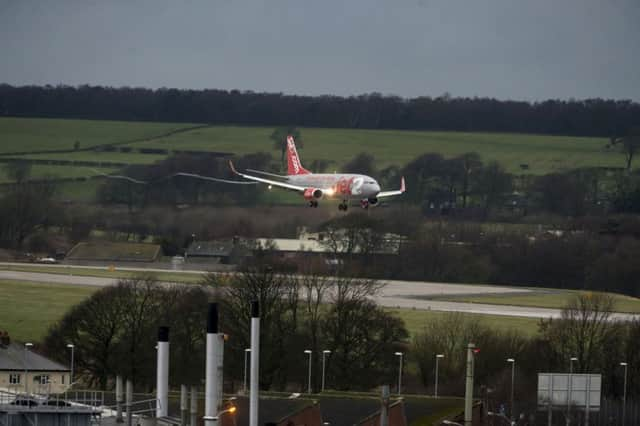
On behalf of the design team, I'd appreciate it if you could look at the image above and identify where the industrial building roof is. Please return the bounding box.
[0,343,69,372]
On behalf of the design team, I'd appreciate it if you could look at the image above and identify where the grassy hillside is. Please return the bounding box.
[0,164,117,183]
[0,117,190,154]
[126,125,615,174]
[0,117,622,178]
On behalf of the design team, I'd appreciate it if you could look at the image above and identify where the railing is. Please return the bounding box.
[0,389,102,413]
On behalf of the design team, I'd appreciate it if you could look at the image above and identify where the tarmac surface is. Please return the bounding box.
[1,264,639,321]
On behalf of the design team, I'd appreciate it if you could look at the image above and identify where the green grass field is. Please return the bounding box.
[388,308,541,337]
[436,290,640,313]
[0,165,117,183]
[0,264,204,284]
[16,151,167,165]
[0,117,192,154]
[0,280,97,342]
[0,117,623,180]
[124,125,616,174]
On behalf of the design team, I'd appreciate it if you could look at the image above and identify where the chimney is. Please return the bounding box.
[205,303,224,426]
[156,326,170,418]
[249,301,260,426]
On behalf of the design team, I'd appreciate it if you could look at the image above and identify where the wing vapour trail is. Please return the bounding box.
[90,169,257,185]
[90,169,148,184]
[164,172,258,185]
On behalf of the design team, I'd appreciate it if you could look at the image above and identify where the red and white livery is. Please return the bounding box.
[230,136,405,210]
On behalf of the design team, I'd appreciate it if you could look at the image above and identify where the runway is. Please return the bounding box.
[1,265,638,321]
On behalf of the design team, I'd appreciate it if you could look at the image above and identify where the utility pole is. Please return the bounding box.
[464,343,476,426]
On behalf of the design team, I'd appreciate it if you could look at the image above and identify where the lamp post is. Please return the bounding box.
[435,354,444,398]
[66,343,75,387]
[304,350,312,394]
[394,352,403,395]
[243,349,251,394]
[567,356,577,426]
[620,362,628,426]
[506,358,515,422]
[24,342,33,395]
[321,350,331,392]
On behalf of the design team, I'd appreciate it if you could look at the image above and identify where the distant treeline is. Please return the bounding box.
[1,84,640,137]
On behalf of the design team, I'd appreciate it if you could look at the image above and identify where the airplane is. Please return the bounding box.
[229,136,405,210]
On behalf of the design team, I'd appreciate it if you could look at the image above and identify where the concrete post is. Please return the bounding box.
[380,385,390,426]
[116,375,124,423]
[180,385,188,426]
[585,374,590,426]
[205,303,223,426]
[189,386,197,426]
[464,343,475,426]
[249,301,260,426]
[156,326,170,418]
[126,380,133,426]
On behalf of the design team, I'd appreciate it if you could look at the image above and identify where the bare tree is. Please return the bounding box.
[44,275,210,390]
[607,127,640,172]
[203,268,301,390]
[539,293,619,373]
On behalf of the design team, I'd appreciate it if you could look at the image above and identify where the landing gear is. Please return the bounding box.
[308,200,319,208]
[338,201,348,211]
[360,199,370,209]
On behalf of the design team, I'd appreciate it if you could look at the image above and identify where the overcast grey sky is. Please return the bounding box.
[1,0,638,101]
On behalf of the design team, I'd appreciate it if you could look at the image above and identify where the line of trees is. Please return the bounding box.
[44,272,407,392]
[2,84,639,137]
[42,274,640,422]
[92,143,640,218]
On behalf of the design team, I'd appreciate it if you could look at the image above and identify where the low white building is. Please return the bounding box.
[0,338,70,395]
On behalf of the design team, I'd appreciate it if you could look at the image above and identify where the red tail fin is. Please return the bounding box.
[286,135,311,175]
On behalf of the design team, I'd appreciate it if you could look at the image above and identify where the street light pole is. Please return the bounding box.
[394,352,403,395]
[24,342,33,395]
[620,362,628,426]
[321,350,331,392]
[507,358,515,422]
[435,354,444,398]
[304,350,312,394]
[567,356,577,426]
[243,349,251,394]
[66,343,75,387]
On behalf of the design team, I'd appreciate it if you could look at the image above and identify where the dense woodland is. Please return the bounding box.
[1,84,640,137]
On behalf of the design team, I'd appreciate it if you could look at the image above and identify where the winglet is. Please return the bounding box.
[400,176,406,193]
[229,160,239,175]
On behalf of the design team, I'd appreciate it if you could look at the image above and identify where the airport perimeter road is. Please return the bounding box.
[1,267,639,321]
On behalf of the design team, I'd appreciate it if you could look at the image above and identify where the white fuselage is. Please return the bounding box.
[288,173,381,200]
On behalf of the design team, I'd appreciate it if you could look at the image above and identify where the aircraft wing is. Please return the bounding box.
[377,177,406,198]
[229,161,307,192]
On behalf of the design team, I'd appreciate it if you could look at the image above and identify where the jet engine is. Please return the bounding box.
[303,188,323,200]
[360,197,379,209]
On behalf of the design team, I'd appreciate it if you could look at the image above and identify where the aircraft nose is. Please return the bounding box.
[373,183,381,193]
